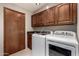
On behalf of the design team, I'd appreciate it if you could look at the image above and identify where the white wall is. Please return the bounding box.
[0,3,32,55]
[0,4,4,56]
[33,25,77,32]
[77,4,79,41]
[33,3,59,14]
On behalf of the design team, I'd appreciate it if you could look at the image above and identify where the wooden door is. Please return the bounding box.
[4,7,25,56]
[55,4,73,25]
[17,13,25,51]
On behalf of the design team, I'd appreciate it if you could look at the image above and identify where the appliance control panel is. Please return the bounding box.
[54,31,76,38]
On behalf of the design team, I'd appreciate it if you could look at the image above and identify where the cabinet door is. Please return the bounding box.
[42,10,48,26]
[36,13,41,27]
[72,3,77,24]
[32,12,43,27]
[32,14,37,27]
[37,12,43,26]
[46,7,55,25]
[56,4,73,25]
[17,14,25,51]
[27,33,32,49]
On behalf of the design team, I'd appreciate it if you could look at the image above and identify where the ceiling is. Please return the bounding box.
[14,3,48,12]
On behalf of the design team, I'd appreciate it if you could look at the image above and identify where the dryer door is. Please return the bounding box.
[46,40,76,56]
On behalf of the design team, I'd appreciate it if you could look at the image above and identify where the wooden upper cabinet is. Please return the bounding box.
[46,7,55,25]
[55,3,76,25]
[37,12,43,26]
[42,10,48,26]
[31,3,77,27]
[72,3,77,24]
[41,7,55,26]
[32,14,37,27]
[32,12,43,27]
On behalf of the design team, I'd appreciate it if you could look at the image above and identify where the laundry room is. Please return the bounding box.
[0,3,78,56]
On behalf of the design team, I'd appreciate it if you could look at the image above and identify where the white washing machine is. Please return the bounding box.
[46,31,79,56]
[32,33,46,56]
[32,30,52,56]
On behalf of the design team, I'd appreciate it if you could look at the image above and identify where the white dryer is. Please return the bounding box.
[46,31,79,56]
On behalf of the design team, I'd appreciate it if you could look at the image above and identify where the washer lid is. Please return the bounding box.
[46,35,78,46]
[32,33,46,38]
[54,31,76,38]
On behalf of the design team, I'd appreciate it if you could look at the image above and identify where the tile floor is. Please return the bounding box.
[10,48,32,56]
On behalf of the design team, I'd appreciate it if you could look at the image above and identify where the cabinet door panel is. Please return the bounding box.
[37,13,42,26]
[72,3,77,24]
[47,7,55,25]
[38,12,45,26]
[32,14,37,27]
[27,33,32,49]
[56,4,73,24]
[17,14,25,51]
[42,10,48,26]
